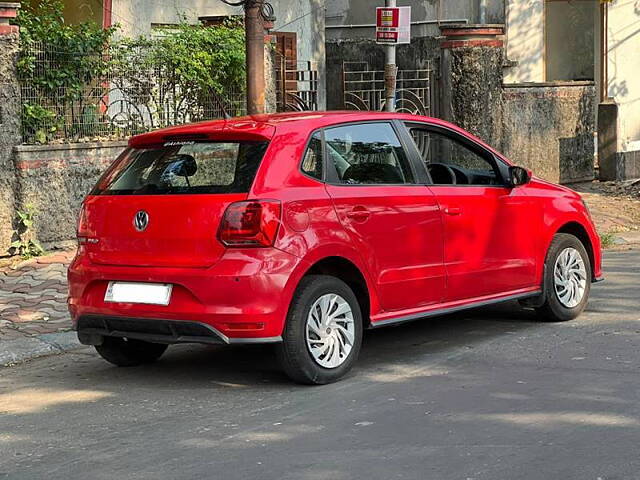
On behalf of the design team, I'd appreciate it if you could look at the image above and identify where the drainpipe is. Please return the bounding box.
[384,0,397,112]
[479,0,488,24]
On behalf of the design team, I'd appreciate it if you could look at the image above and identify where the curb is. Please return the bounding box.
[0,331,84,367]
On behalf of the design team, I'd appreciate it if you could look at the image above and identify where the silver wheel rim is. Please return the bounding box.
[553,247,587,308]
[305,293,355,369]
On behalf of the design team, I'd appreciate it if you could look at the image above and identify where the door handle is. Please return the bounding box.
[444,206,462,216]
[346,207,371,222]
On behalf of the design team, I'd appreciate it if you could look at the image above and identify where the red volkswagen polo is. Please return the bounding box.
[68,112,602,384]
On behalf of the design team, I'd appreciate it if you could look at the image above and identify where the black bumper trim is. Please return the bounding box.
[76,315,282,346]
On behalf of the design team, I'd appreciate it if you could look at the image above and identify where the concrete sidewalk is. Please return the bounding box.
[0,250,81,366]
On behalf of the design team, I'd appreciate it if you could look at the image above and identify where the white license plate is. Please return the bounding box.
[104,282,172,306]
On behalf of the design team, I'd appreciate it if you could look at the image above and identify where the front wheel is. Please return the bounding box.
[536,233,591,322]
[277,275,363,385]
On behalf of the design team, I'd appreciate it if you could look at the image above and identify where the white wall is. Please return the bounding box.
[504,0,544,83]
[607,0,640,152]
[271,0,326,108]
[111,0,240,37]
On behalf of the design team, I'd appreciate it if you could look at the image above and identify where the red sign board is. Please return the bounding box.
[376,7,411,45]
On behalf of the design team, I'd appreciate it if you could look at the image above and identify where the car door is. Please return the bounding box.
[323,121,446,313]
[403,122,537,302]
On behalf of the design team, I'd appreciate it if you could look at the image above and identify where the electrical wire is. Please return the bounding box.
[272,4,326,32]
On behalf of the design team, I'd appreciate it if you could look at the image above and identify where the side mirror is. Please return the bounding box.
[509,166,531,187]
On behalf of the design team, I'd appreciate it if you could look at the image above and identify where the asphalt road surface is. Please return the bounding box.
[1,251,639,480]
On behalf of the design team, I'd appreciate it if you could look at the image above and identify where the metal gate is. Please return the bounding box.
[342,61,435,116]
[276,60,319,112]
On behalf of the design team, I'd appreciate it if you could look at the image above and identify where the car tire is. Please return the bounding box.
[95,337,168,367]
[535,233,591,322]
[276,275,363,385]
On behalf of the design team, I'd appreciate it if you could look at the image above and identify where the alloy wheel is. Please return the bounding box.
[305,293,355,369]
[553,247,587,308]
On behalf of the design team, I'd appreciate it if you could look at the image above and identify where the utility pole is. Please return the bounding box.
[384,0,398,112]
[245,0,265,115]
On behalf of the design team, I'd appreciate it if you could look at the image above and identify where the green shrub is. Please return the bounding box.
[10,204,45,259]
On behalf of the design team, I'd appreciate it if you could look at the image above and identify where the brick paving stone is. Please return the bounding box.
[0,328,22,340]
[0,249,76,351]
[0,304,16,313]
[20,276,46,287]
[16,310,47,323]
[4,270,27,277]
[12,285,34,294]
[38,300,60,308]
[49,264,69,273]
[39,288,61,297]
[36,254,68,265]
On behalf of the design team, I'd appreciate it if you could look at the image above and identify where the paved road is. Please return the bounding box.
[1,251,639,480]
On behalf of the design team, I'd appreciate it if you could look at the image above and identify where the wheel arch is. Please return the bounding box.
[301,256,375,328]
[554,221,596,280]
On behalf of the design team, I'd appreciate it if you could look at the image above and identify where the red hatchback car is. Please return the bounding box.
[68,111,602,384]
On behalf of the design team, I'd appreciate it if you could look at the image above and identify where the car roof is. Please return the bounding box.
[128,111,497,157]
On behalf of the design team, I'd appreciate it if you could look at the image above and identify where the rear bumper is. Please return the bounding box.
[76,315,282,345]
[68,247,305,341]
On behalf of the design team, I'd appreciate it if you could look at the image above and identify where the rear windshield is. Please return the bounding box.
[91,141,268,195]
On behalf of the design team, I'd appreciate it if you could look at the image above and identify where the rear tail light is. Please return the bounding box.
[218,200,282,247]
[76,204,98,245]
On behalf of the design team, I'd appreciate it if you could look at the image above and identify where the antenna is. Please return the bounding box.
[212,91,232,120]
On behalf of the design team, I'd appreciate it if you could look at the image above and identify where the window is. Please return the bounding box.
[301,132,323,180]
[325,123,415,185]
[92,141,268,195]
[545,0,595,82]
[409,127,501,186]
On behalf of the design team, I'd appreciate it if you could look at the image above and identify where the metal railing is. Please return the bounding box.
[342,61,434,116]
[275,59,319,112]
[18,43,245,144]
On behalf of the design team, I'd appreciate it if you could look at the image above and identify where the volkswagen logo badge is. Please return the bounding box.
[133,210,149,232]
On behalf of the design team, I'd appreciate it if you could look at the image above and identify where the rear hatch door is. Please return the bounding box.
[82,138,269,268]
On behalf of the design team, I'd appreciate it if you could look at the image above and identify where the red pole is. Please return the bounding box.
[102,0,113,29]
[245,0,265,115]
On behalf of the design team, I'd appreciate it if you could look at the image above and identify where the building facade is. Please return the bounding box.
[326,0,640,180]
[58,0,327,109]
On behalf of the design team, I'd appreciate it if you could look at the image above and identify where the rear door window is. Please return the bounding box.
[92,141,268,195]
[324,123,415,185]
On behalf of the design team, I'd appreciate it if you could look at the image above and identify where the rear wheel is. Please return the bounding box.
[536,233,591,322]
[95,337,168,367]
[277,275,363,385]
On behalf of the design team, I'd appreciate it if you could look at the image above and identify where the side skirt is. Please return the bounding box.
[370,290,542,329]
